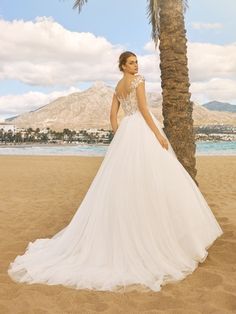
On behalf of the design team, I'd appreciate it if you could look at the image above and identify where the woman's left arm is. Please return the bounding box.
[110,93,120,133]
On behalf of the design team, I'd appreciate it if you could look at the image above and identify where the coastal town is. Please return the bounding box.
[0,122,235,145]
[0,122,113,145]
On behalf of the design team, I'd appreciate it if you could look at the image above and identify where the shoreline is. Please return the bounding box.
[0,141,235,157]
[0,138,236,148]
[0,142,109,148]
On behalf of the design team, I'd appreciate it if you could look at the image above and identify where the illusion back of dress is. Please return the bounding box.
[115,75,145,116]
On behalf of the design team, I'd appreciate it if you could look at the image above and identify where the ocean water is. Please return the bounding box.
[0,144,108,156]
[196,140,236,156]
[0,141,235,156]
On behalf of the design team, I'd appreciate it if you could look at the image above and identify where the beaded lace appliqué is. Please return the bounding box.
[115,75,145,116]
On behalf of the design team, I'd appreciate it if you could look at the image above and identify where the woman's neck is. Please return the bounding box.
[123,72,136,80]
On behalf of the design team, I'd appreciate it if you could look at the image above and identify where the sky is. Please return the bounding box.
[0,0,235,120]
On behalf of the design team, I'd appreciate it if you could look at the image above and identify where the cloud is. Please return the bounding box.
[0,16,163,118]
[144,40,236,104]
[0,17,124,86]
[190,79,236,104]
[0,17,162,88]
[188,42,236,103]
[0,87,80,116]
[0,16,235,119]
[191,22,223,30]
[187,42,236,81]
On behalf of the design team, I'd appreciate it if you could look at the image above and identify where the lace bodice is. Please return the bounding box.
[115,75,145,116]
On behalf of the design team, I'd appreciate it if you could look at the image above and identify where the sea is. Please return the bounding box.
[0,141,235,156]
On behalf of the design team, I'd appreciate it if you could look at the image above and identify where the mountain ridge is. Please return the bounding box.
[5,82,236,131]
[202,101,236,113]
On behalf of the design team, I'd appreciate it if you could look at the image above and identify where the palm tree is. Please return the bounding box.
[147,0,198,185]
[73,0,198,185]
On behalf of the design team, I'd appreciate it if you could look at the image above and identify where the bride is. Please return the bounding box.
[8,51,223,293]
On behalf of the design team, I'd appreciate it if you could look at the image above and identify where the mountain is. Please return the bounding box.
[4,115,19,121]
[5,83,236,131]
[203,101,236,113]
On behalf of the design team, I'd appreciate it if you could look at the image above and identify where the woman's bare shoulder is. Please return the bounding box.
[114,79,122,94]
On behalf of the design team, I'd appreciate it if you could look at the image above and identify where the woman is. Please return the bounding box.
[8,51,223,293]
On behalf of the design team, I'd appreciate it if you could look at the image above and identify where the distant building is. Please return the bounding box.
[0,123,17,133]
[39,128,50,134]
[86,128,100,134]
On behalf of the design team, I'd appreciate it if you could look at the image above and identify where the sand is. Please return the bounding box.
[0,155,235,314]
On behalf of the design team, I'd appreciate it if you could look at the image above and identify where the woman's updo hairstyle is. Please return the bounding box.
[118,51,137,72]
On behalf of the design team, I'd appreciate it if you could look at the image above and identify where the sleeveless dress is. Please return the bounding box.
[7,74,223,293]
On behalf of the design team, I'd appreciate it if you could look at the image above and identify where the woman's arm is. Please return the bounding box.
[110,93,120,133]
[136,79,162,138]
[136,78,169,150]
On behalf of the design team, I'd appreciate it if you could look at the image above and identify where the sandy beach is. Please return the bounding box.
[0,155,235,314]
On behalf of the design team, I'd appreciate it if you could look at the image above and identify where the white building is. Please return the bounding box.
[0,123,17,133]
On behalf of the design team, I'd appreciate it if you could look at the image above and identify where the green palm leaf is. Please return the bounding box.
[73,0,88,13]
[146,0,188,49]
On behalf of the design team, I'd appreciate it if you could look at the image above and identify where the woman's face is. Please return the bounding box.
[122,56,138,74]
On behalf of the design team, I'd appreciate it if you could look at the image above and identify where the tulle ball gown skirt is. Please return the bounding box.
[8,110,223,292]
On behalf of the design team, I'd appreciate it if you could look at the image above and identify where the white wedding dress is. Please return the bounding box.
[8,75,223,293]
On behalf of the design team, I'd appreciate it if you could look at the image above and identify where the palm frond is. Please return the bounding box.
[146,0,188,49]
[182,0,189,13]
[146,0,161,49]
[73,0,88,13]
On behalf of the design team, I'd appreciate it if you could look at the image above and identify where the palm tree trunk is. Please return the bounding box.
[159,0,198,185]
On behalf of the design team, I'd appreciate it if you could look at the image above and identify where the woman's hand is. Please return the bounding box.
[156,134,169,150]
[113,126,118,134]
